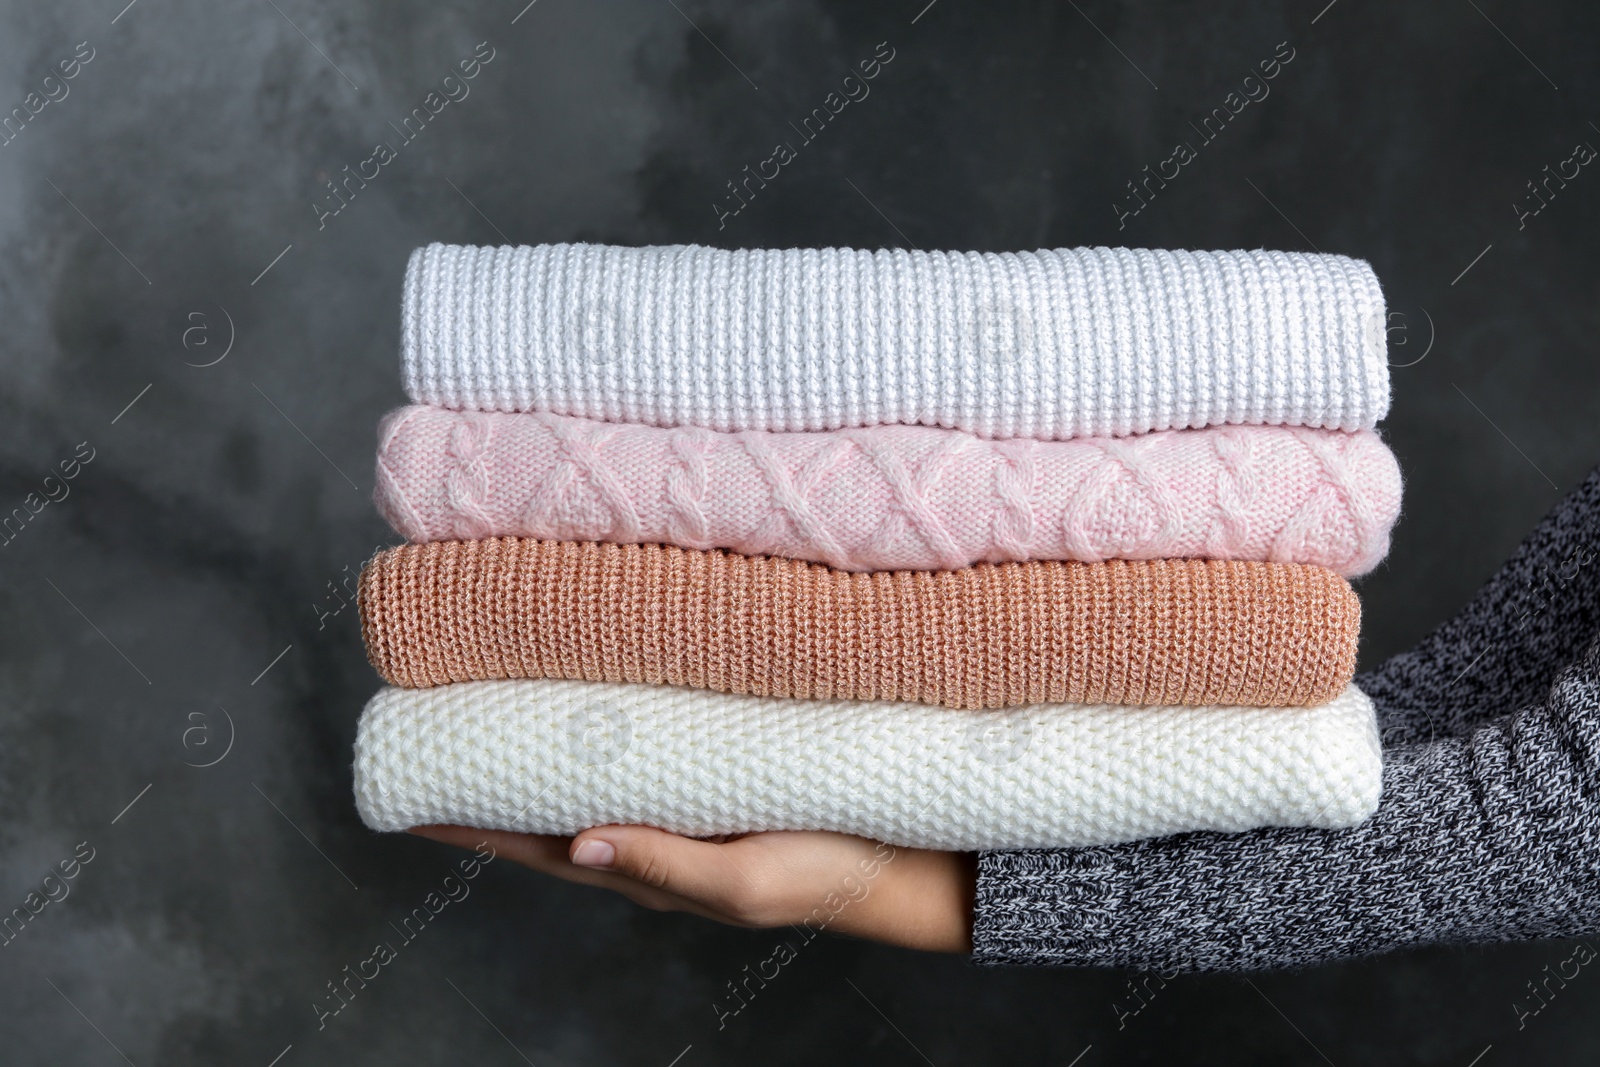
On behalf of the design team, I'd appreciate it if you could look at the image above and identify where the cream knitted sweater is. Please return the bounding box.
[352,679,1383,851]
[400,243,1390,439]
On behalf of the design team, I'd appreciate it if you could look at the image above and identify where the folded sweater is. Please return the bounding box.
[973,462,1600,971]
[352,679,1383,850]
[400,243,1389,439]
[375,407,1403,577]
[358,540,1361,709]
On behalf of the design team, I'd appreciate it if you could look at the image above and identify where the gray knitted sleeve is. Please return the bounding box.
[972,466,1600,971]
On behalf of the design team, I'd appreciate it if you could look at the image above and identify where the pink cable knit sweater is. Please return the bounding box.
[374,407,1403,576]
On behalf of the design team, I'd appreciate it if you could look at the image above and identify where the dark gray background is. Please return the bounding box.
[2,0,1597,1063]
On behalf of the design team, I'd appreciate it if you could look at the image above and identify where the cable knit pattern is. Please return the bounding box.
[400,243,1390,438]
[373,407,1402,576]
[442,413,494,539]
[357,540,1361,709]
[352,679,1383,850]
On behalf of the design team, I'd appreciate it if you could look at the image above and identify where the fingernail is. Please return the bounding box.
[571,839,615,868]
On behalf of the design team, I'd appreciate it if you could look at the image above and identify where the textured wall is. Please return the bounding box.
[1,1,1597,1063]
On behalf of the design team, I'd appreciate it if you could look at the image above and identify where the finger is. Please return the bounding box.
[410,825,657,894]
[569,825,775,923]
[408,825,729,920]
[410,825,569,869]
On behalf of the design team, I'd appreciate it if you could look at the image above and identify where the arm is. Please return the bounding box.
[411,824,977,953]
[974,636,1600,971]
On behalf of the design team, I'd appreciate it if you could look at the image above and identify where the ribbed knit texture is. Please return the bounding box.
[352,679,1383,850]
[375,407,1403,577]
[972,463,1600,971]
[358,540,1361,709]
[400,243,1390,439]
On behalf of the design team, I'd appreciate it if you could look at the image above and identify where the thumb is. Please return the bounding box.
[570,825,766,919]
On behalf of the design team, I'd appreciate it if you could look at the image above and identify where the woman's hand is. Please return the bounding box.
[409,824,976,953]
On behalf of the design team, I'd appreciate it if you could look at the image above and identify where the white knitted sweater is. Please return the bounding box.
[401,243,1390,440]
[353,679,1383,850]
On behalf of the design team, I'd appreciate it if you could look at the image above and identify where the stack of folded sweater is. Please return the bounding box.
[353,243,1402,851]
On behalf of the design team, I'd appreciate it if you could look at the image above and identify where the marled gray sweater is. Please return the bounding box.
[973,465,1600,971]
